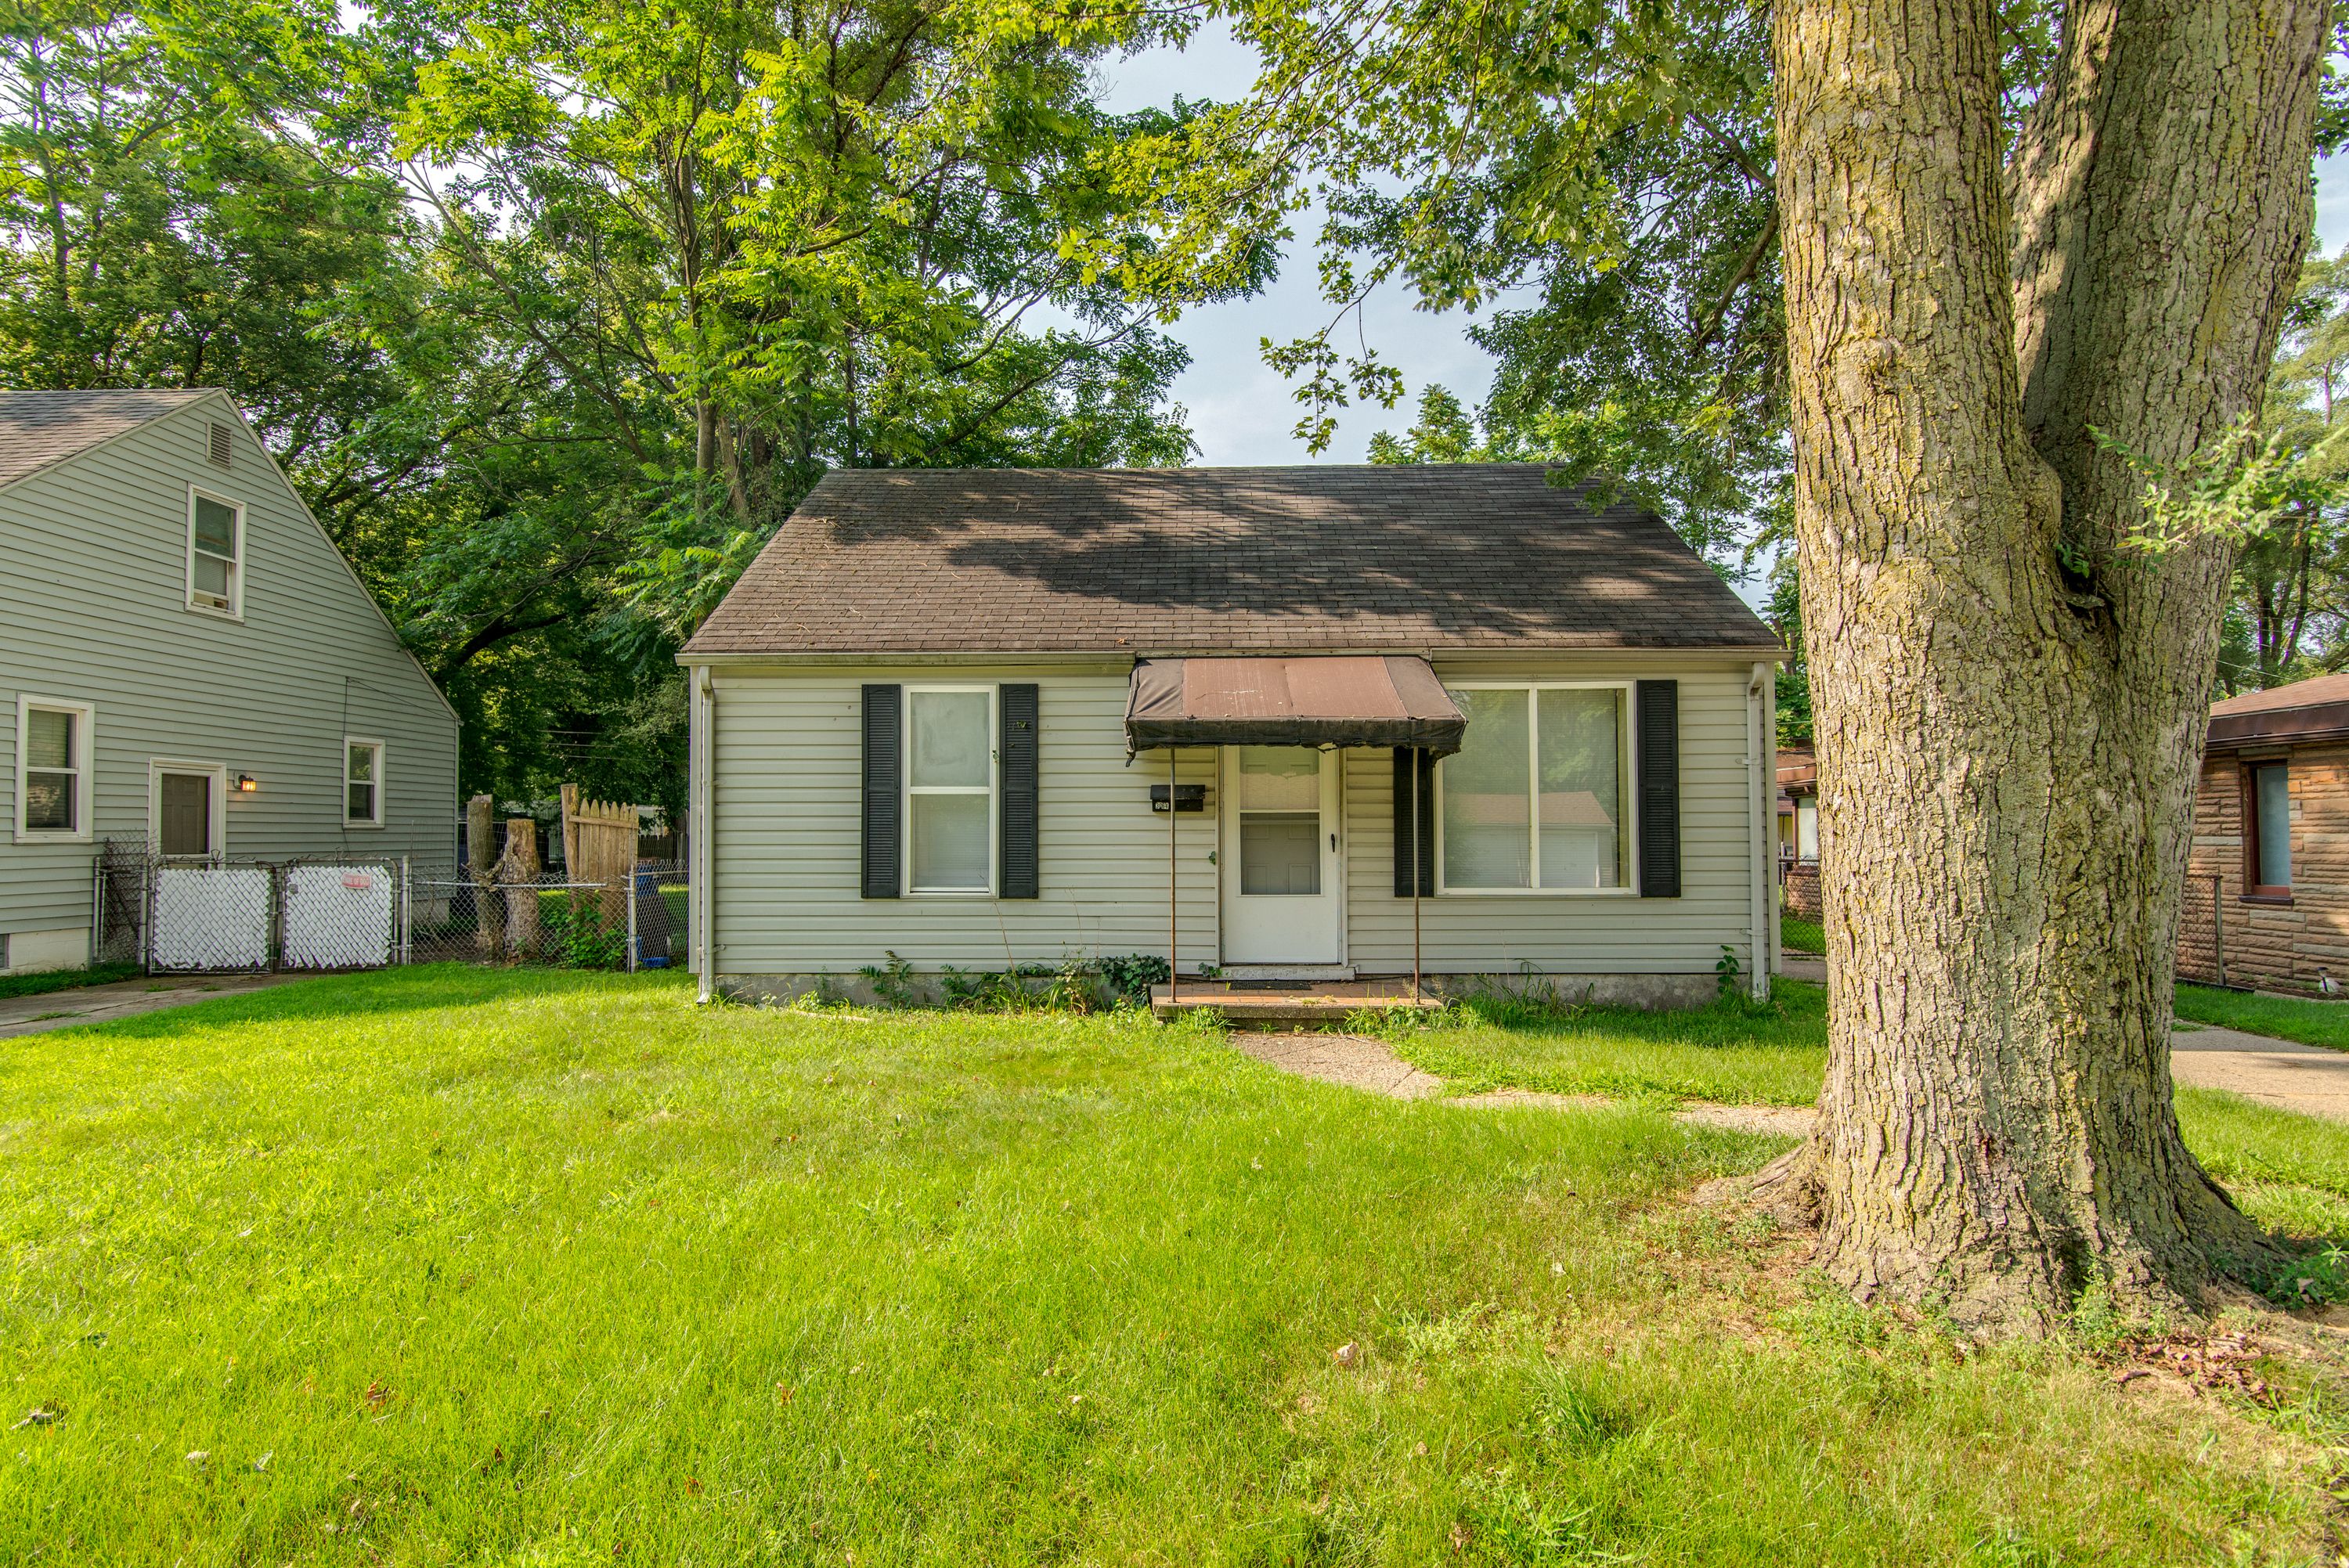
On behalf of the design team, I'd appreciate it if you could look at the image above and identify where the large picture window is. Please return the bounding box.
[905,687,994,892]
[1438,684,1631,892]
[16,697,93,840]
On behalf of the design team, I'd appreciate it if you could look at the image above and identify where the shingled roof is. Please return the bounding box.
[0,388,222,493]
[684,465,1778,658]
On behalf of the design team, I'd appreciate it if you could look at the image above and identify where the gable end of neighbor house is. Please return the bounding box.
[0,390,460,971]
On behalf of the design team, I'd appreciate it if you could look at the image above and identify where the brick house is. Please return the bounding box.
[1776,743,1820,917]
[2180,672,2349,993]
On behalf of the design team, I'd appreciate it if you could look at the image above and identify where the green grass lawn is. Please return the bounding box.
[1781,914,1825,954]
[7,969,2349,1563]
[2178,982,2349,1051]
[0,961,138,1002]
[1395,981,1831,1105]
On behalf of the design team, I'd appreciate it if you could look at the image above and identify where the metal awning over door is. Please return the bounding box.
[1124,655,1467,756]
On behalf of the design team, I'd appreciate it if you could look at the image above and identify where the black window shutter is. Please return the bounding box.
[861,684,902,899]
[999,683,1040,899]
[1636,679,1680,898]
[1392,747,1435,896]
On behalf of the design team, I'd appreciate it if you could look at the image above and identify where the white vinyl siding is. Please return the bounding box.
[705,657,1761,981]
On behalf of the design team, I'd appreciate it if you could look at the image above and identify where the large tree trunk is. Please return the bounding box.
[1774,0,2326,1327]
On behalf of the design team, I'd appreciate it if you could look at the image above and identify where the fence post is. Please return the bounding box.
[89,853,103,968]
[399,856,413,966]
[626,864,640,975]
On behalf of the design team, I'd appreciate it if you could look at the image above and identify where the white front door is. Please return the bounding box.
[1221,746,1342,964]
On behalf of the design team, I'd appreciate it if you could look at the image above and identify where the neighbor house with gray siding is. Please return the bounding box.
[1,390,460,973]
[680,466,1783,1007]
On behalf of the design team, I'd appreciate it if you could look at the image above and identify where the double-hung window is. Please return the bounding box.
[16,697,93,841]
[345,738,385,827]
[1438,683,1633,892]
[188,488,244,616]
[905,687,994,892]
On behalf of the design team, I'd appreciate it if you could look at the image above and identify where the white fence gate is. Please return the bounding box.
[150,866,273,972]
[134,856,411,975]
[282,864,396,969]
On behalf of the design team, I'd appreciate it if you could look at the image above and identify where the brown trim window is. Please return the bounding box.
[2244,759,2293,900]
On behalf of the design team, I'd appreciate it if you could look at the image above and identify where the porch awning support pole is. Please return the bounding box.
[1167,746,1178,1005]
[1412,747,1422,1002]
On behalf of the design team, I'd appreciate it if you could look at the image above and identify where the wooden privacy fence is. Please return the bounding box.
[438,786,669,968]
[561,784,637,882]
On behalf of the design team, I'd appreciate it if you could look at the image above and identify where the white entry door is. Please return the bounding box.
[1221,746,1342,964]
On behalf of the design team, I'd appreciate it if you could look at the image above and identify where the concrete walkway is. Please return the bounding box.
[1236,1015,2349,1130]
[1231,1030,1820,1132]
[0,972,298,1040]
[2170,1022,2349,1122]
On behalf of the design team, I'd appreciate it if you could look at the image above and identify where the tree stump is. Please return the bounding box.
[495,818,541,960]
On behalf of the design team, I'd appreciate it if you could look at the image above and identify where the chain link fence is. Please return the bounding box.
[90,839,689,976]
[407,860,688,971]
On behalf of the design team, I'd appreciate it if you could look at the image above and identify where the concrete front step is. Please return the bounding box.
[1149,980,1443,1025]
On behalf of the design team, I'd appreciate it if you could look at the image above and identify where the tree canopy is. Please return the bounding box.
[0,0,1207,814]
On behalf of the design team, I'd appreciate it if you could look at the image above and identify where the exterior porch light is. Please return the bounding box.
[233,773,258,793]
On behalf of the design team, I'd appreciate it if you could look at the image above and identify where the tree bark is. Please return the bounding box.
[1774,0,2325,1327]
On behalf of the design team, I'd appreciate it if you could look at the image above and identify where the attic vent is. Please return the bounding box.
[207,421,233,469]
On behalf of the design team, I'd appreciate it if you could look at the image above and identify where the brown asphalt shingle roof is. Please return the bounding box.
[684,465,1779,658]
[0,388,222,493]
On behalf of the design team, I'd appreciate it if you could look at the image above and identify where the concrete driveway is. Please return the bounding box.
[0,973,299,1040]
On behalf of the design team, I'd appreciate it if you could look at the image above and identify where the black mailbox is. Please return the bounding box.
[1150,784,1207,813]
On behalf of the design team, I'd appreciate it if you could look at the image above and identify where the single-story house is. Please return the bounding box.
[2180,672,2349,993]
[679,465,1784,1007]
[0,389,460,973]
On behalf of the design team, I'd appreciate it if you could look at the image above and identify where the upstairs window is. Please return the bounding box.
[16,697,92,840]
[345,739,384,827]
[188,488,244,616]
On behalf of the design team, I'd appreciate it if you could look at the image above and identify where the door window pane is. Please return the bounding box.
[161,773,211,856]
[1442,689,1530,889]
[911,792,990,890]
[1240,813,1321,895]
[1236,747,1320,809]
[2257,763,2292,888]
[909,690,990,788]
[1537,688,1623,889]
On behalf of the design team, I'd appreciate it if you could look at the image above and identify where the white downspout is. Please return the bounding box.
[1748,662,1773,1000]
[691,664,716,1004]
